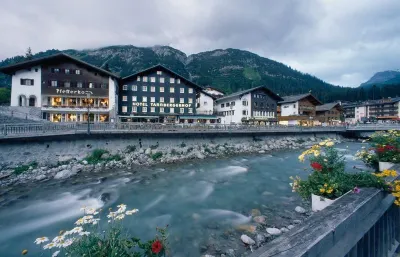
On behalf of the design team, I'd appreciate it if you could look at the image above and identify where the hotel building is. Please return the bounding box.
[215,86,282,125]
[118,65,219,123]
[0,53,119,122]
[278,93,322,126]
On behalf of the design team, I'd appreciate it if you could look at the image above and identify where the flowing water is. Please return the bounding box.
[0,142,367,256]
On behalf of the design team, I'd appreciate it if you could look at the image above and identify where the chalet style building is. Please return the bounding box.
[118,65,218,123]
[215,86,282,125]
[278,93,322,126]
[316,102,343,125]
[0,53,119,122]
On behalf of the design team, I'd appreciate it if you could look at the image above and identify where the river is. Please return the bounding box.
[0,142,367,256]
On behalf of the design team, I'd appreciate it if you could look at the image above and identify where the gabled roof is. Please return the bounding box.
[279,93,322,105]
[121,64,204,90]
[316,102,342,112]
[215,86,283,102]
[0,53,119,78]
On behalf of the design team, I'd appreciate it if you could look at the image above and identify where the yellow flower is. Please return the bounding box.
[319,141,326,146]
[327,188,333,194]
[395,200,400,206]
[320,188,325,193]
[298,154,305,162]
[22,250,28,255]
[326,141,334,147]
[324,183,328,187]
[313,151,320,157]
[390,170,398,177]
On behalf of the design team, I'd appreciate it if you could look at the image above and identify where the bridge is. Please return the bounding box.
[249,166,400,257]
[0,123,399,139]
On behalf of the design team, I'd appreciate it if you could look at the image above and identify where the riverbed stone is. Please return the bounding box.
[101,153,111,160]
[293,219,302,224]
[287,225,295,230]
[280,227,289,233]
[240,234,255,245]
[35,174,47,181]
[82,160,88,165]
[255,233,266,247]
[266,228,282,236]
[54,169,77,179]
[235,224,257,234]
[145,148,152,155]
[295,206,306,214]
[225,249,235,257]
[251,209,261,216]
[253,216,267,224]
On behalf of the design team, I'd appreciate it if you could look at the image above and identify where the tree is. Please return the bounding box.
[25,47,33,60]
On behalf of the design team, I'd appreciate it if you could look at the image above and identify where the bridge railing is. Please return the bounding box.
[249,168,400,257]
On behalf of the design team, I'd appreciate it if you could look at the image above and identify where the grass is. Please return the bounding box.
[151,152,163,160]
[84,149,122,164]
[14,161,38,175]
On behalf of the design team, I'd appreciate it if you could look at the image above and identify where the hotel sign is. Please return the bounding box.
[132,102,193,108]
[42,87,108,97]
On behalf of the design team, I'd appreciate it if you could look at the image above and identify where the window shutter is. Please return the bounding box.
[31,79,34,85]
[20,79,24,85]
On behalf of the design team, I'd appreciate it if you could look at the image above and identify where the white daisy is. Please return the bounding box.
[52,250,60,257]
[79,231,90,236]
[61,238,74,248]
[52,235,65,243]
[43,242,56,249]
[126,209,139,215]
[34,237,49,244]
[115,214,125,220]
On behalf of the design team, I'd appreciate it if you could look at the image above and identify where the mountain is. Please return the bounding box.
[1,45,400,103]
[360,70,400,88]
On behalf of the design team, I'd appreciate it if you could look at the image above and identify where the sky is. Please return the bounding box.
[0,0,399,87]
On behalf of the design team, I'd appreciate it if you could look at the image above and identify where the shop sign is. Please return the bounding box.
[132,102,192,108]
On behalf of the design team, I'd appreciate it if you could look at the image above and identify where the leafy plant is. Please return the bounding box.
[151,152,163,161]
[14,161,38,175]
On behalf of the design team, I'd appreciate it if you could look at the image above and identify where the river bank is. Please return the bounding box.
[0,134,347,187]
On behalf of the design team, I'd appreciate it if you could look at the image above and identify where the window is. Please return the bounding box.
[51,81,58,87]
[188,88,193,94]
[170,108,174,113]
[65,69,70,74]
[170,87,175,93]
[132,96,137,102]
[142,86,147,92]
[101,84,108,89]
[160,107,164,113]
[122,106,127,112]
[143,96,147,102]
[188,108,193,114]
[151,107,155,112]
[226,102,230,107]
[21,79,34,86]
[132,85,137,91]
[150,77,156,82]
[255,102,258,107]
[204,101,208,105]
[242,101,248,106]
[143,107,147,112]
[160,97,164,103]
[132,106,137,112]
[89,83,94,88]
[54,68,60,73]
[151,97,155,102]
[123,85,128,90]
[64,82,71,88]
[35,68,38,72]
[293,104,296,108]
[122,96,127,101]
[151,86,155,92]
[157,71,162,75]
[242,110,247,115]
[137,76,141,81]
[221,103,225,108]
[180,98,184,103]
[189,98,193,104]
[180,108,184,114]
[77,82,83,88]
[180,88,184,93]
[143,76,148,82]
[170,98,175,103]
[231,101,235,106]
[160,77,165,83]
[75,70,81,75]
[160,87,164,92]
[170,78,175,84]
[177,79,181,84]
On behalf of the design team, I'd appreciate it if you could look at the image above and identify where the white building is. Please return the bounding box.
[215,86,282,125]
[196,91,216,115]
[0,53,119,122]
[203,86,225,98]
[278,93,322,126]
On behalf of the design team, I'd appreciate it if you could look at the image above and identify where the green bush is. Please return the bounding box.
[14,161,38,175]
[204,148,212,154]
[151,152,163,161]
[85,149,109,164]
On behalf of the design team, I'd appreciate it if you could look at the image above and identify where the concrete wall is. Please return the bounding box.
[0,132,341,167]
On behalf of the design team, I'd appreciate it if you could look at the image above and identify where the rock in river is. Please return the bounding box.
[266,228,282,236]
[240,234,255,245]
[253,215,267,224]
[295,206,306,214]
[54,169,77,179]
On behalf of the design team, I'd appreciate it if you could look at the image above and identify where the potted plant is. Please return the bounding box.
[291,139,390,211]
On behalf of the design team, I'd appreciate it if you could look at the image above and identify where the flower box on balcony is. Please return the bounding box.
[311,191,350,212]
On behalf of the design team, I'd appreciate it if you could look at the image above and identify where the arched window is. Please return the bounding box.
[28,96,36,107]
[18,95,27,106]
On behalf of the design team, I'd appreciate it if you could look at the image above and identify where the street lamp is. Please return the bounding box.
[86,93,91,135]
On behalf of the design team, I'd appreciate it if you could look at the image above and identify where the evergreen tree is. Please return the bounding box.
[25,47,33,60]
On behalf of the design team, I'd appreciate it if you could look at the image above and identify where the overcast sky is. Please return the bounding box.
[0,0,399,87]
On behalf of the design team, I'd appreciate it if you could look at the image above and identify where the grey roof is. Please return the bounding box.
[316,102,341,112]
[215,86,282,102]
[279,93,322,105]
[0,53,119,78]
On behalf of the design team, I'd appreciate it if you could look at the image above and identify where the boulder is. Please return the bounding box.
[35,174,47,181]
[287,225,295,230]
[266,228,281,236]
[293,219,302,224]
[101,153,111,160]
[280,228,289,233]
[240,234,255,245]
[54,169,77,179]
[82,160,88,165]
[295,206,306,214]
[145,148,152,155]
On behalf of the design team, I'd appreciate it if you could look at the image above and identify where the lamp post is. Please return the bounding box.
[86,93,91,135]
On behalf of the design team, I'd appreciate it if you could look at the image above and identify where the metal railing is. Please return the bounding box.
[249,170,400,257]
[0,122,399,138]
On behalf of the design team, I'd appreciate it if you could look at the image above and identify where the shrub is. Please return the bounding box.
[14,161,38,175]
[32,205,169,256]
[85,149,109,164]
[125,145,137,153]
[151,152,163,160]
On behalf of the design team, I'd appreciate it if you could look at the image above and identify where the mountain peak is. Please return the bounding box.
[361,70,400,87]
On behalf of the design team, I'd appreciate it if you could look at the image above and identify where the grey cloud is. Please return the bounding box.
[0,0,399,87]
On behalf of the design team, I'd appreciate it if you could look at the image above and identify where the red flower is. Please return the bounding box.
[151,240,163,254]
[310,162,323,171]
[384,145,395,151]
[376,147,385,153]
